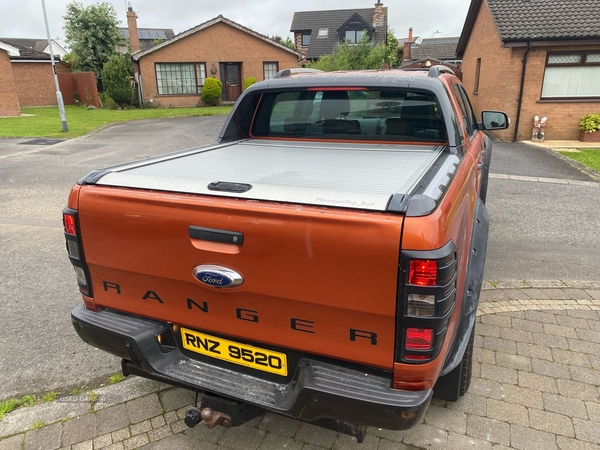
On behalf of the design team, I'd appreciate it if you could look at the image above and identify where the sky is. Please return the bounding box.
[0,0,472,48]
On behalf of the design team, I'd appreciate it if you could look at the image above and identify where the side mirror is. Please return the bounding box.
[480,111,510,130]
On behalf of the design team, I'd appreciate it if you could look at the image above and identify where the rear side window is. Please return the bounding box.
[251,89,447,143]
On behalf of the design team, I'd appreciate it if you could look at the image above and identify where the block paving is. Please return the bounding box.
[1,284,600,449]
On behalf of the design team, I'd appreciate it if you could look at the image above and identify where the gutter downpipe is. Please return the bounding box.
[513,41,532,142]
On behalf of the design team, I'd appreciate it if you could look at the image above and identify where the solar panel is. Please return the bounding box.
[156,30,167,39]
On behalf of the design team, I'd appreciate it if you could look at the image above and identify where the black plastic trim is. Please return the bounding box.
[439,199,489,376]
[189,226,244,245]
[395,241,457,362]
[207,182,253,193]
[72,306,431,431]
[63,208,93,297]
[77,170,111,185]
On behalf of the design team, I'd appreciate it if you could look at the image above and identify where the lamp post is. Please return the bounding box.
[41,0,68,131]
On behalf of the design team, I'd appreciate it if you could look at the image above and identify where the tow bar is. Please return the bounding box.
[184,392,264,429]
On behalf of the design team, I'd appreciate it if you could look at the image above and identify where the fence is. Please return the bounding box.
[57,72,101,109]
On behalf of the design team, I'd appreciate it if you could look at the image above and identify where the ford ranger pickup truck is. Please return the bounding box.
[65,66,508,442]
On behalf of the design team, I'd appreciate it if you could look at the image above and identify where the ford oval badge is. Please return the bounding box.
[192,265,243,288]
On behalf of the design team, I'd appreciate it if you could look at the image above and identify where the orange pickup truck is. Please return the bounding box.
[65,67,508,442]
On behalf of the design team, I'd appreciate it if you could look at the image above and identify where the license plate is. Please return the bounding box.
[180,328,288,376]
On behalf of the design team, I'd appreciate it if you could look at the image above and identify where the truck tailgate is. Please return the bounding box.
[78,187,403,371]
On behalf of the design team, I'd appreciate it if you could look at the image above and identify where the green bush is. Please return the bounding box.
[99,92,119,110]
[580,113,600,132]
[202,78,222,106]
[101,54,134,106]
[243,77,257,91]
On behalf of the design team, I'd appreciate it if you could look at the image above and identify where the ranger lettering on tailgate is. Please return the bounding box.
[101,280,379,344]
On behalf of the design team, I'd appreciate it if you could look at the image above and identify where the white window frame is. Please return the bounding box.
[263,62,278,80]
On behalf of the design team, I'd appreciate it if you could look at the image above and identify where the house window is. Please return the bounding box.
[344,30,365,44]
[155,63,206,95]
[541,51,600,99]
[474,58,481,95]
[264,62,278,80]
[302,34,310,46]
[318,28,329,38]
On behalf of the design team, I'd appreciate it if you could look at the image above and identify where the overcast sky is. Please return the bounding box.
[0,0,471,48]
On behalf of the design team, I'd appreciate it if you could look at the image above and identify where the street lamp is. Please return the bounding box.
[41,0,68,132]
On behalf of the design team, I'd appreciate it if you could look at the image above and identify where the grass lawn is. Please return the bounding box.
[559,148,600,173]
[0,105,232,139]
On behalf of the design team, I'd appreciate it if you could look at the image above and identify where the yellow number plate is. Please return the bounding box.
[180,328,288,376]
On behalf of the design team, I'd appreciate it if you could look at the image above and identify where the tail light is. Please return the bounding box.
[394,241,457,378]
[405,328,434,350]
[63,208,93,297]
[408,260,438,286]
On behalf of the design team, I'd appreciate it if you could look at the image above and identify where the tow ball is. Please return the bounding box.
[184,392,263,430]
[184,406,232,429]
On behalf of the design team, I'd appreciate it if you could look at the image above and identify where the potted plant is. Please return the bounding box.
[579,112,600,142]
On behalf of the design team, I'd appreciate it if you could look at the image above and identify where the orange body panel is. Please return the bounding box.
[77,186,404,370]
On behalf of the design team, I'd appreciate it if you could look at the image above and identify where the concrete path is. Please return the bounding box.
[1,284,600,450]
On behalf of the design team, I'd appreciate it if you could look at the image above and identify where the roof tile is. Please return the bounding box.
[487,0,600,41]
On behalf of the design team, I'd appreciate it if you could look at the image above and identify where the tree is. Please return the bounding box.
[307,34,387,72]
[102,54,134,106]
[270,35,295,50]
[63,2,121,87]
[384,29,401,68]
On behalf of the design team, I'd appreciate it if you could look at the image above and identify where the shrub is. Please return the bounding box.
[99,92,119,110]
[580,113,600,133]
[202,78,222,106]
[243,77,257,91]
[101,54,134,106]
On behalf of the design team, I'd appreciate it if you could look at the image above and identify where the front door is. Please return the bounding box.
[219,63,242,102]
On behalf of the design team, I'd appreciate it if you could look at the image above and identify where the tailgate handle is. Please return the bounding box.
[208,181,252,193]
[189,226,244,245]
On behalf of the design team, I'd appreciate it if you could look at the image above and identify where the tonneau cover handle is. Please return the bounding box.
[208,181,252,193]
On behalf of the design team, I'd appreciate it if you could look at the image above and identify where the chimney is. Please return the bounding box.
[126,3,140,53]
[373,1,384,27]
[403,27,413,62]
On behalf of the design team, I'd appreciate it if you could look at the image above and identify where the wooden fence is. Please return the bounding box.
[57,72,101,109]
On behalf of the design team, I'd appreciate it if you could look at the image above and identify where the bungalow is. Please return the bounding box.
[0,40,70,115]
[127,10,301,106]
[457,0,600,141]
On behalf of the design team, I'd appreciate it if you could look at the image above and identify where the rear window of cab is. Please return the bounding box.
[251,89,447,143]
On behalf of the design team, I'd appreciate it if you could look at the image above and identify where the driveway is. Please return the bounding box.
[0,117,598,402]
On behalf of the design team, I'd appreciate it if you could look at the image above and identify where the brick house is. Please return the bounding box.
[0,40,71,115]
[457,0,600,141]
[290,1,388,62]
[0,37,67,59]
[0,41,21,116]
[129,13,301,106]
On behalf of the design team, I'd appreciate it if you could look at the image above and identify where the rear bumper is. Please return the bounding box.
[71,305,431,429]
